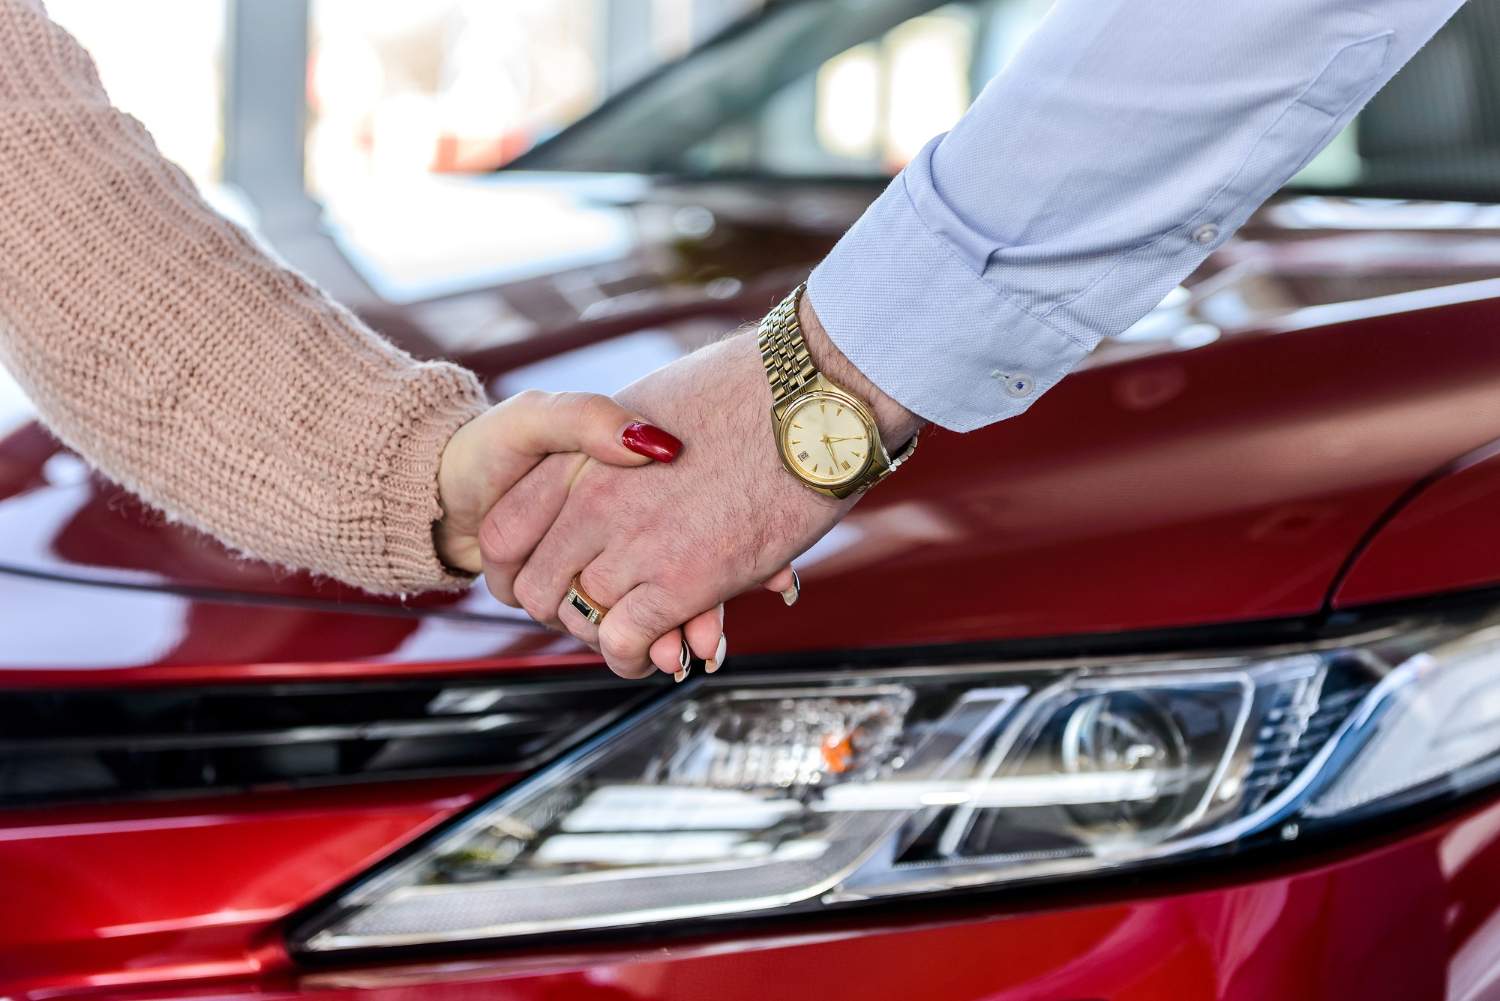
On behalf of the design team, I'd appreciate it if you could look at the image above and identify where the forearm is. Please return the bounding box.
[810,0,1465,432]
[0,0,487,594]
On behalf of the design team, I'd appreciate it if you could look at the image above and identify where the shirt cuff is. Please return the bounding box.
[807,162,1091,434]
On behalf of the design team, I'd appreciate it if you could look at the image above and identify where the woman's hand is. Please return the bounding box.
[436,390,682,575]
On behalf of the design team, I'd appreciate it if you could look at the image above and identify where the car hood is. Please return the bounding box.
[4,182,1500,679]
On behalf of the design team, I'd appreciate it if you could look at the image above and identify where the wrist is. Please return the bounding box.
[797,291,924,451]
[433,418,480,574]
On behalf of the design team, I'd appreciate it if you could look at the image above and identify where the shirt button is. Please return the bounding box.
[991,370,1034,398]
[1192,223,1220,245]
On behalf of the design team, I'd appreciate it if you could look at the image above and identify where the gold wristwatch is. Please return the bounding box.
[757,283,918,499]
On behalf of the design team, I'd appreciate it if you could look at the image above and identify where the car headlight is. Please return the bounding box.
[294,605,1500,952]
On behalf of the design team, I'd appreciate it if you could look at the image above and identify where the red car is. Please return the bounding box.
[6,2,1500,999]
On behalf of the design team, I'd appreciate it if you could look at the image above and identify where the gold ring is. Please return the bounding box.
[565,575,608,625]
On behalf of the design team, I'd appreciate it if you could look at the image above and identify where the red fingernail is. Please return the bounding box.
[621,422,682,462]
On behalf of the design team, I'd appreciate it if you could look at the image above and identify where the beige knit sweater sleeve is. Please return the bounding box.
[0,0,490,595]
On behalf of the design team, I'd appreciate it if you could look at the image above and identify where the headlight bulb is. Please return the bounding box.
[1057,691,1187,832]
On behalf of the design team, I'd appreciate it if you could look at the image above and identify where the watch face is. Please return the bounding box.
[780,392,876,487]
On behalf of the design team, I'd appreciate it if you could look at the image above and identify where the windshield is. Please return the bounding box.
[518,0,1500,202]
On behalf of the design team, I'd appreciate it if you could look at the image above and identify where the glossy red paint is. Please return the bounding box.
[36,796,1500,1001]
[1334,438,1500,608]
[0,565,599,688]
[0,777,505,996]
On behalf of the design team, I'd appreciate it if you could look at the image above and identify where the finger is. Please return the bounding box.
[684,604,727,674]
[762,565,800,606]
[554,559,635,654]
[513,520,607,631]
[649,628,692,680]
[554,570,643,676]
[557,593,603,651]
[643,604,722,682]
[516,553,593,631]
[598,583,684,678]
[506,391,682,466]
[478,452,585,607]
[605,624,657,681]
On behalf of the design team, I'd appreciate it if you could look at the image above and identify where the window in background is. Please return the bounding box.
[689,2,1004,177]
[808,11,974,173]
[304,1,755,303]
[525,0,1500,205]
[882,11,973,165]
[307,0,763,196]
[308,1,598,193]
[43,1,226,189]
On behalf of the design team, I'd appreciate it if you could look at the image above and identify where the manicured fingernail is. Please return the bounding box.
[675,638,696,683]
[622,422,683,463]
[707,634,727,674]
[781,568,801,607]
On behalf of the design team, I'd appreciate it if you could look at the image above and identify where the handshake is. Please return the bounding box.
[429,298,921,683]
[431,326,818,682]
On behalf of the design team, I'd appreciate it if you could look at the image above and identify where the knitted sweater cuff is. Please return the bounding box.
[371,363,490,595]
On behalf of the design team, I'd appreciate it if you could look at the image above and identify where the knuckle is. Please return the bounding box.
[503,388,549,419]
[633,588,680,637]
[550,391,590,419]
[513,573,552,625]
[598,615,647,662]
[477,512,519,566]
[596,616,628,653]
[578,557,622,602]
[578,392,618,428]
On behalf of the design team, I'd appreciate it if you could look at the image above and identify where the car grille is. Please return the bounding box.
[0,676,651,808]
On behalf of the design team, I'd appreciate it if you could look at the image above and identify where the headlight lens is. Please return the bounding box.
[296,610,1500,952]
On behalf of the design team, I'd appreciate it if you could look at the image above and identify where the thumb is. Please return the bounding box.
[502,391,682,467]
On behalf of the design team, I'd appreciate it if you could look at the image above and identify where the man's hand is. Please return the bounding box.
[477,294,923,678]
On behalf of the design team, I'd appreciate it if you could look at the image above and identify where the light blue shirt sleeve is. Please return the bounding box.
[807,0,1465,432]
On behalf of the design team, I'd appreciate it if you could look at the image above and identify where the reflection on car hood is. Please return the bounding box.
[4,187,1500,677]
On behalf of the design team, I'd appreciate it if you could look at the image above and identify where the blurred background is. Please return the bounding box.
[40,0,1054,308]
[26,0,1497,329]
[41,0,1386,271]
[49,0,769,192]
[44,0,1032,195]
